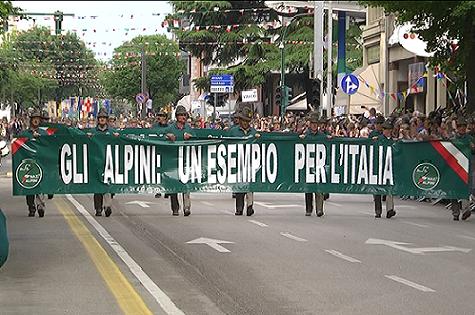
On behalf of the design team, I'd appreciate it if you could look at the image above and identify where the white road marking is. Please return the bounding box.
[366,238,471,254]
[255,201,300,209]
[66,195,185,315]
[248,220,268,227]
[126,201,153,208]
[280,232,308,242]
[358,211,373,216]
[324,250,361,263]
[326,201,342,207]
[457,234,475,241]
[201,201,214,206]
[220,210,234,215]
[402,221,430,228]
[385,275,436,292]
[186,237,234,253]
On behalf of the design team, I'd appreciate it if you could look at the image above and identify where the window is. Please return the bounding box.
[367,45,380,64]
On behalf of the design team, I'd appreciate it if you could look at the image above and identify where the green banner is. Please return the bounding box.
[12,129,471,199]
[0,210,8,268]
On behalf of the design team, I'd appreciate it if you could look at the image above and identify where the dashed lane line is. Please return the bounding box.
[457,234,475,241]
[248,220,269,227]
[324,250,361,263]
[280,232,308,242]
[385,275,435,293]
[66,194,185,315]
[402,221,430,228]
[200,201,214,206]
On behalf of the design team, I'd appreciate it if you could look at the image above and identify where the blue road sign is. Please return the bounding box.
[210,74,234,93]
[135,93,146,104]
[341,74,359,95]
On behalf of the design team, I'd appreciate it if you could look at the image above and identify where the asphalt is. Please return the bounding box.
[1,152,475,314]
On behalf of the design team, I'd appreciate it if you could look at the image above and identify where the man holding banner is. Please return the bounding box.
[229,106,260,216]
[299,112,329,217]
[374,119,396,219]
[165,105,192,216]
[24,109,47,217]
[451,117,472,221]
[90,108,114,217]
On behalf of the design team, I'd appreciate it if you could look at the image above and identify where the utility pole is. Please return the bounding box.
[326,1,333,117]
[141,46,147,118]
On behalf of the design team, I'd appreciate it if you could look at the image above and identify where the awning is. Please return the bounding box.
[340,64,383,114]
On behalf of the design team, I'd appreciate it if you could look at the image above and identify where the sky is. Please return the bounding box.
[11,1,173,61]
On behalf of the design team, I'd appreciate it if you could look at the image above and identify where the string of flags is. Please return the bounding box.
[356,70,448,103]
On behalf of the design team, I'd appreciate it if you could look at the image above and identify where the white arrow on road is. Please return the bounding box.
[126,201,154,208]
[186,237,234,253]
[366,238,471,254]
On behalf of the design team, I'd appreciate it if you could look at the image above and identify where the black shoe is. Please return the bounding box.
[232,193,236,199]
[37,207,45,218]
[105,207,112,217]
[95,209,102,216]
[164,194,169,199]
[155,193,161,198]
[462,210,471,221]
[28,210,35,217]
[47,194,54,200]
[246,206,254,216]
[305,212,312,216]
[235,211,243,216]
[316,211,324,217]
[324,193,329,200]
[386,210,396,219]
[172,210,179,216]
[184,209,191,216]
[453,216,459,221]
[375,214,382,218]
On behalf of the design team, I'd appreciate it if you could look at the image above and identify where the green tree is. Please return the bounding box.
[362,1,475,112]
[101,34,185,109]
[167,1,362,93]
[0,26,100,109]
[0,1,21,34]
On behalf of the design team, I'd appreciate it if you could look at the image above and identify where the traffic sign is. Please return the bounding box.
[210,74,234,93]
[341,74,359,95]
[135,93,146,104]
[242,89,258,102]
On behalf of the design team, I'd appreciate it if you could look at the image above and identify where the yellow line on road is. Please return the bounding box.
[55,198,153,315]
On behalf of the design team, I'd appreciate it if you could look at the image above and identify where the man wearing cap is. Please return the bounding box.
[165,105,192,216]
[450,117,473,221]
[89,108,116,217]
[24,109,48,217]
[299,112,329,217]
[373,119,397,219]
[153,108,170,198]
[229,106,260,216]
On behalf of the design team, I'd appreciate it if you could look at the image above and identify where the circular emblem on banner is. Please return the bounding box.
[16,159,43,189]
[412,162,440,191]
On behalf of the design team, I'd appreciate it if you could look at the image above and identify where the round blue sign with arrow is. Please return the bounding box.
[341,74,359,95]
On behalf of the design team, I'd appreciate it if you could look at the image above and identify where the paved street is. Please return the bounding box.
[1,151,475,315]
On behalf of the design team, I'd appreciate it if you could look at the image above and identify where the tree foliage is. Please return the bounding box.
[100,34,185,109]
[167,1,363,92]
[362,1,475,112]
[0,26,100,108]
